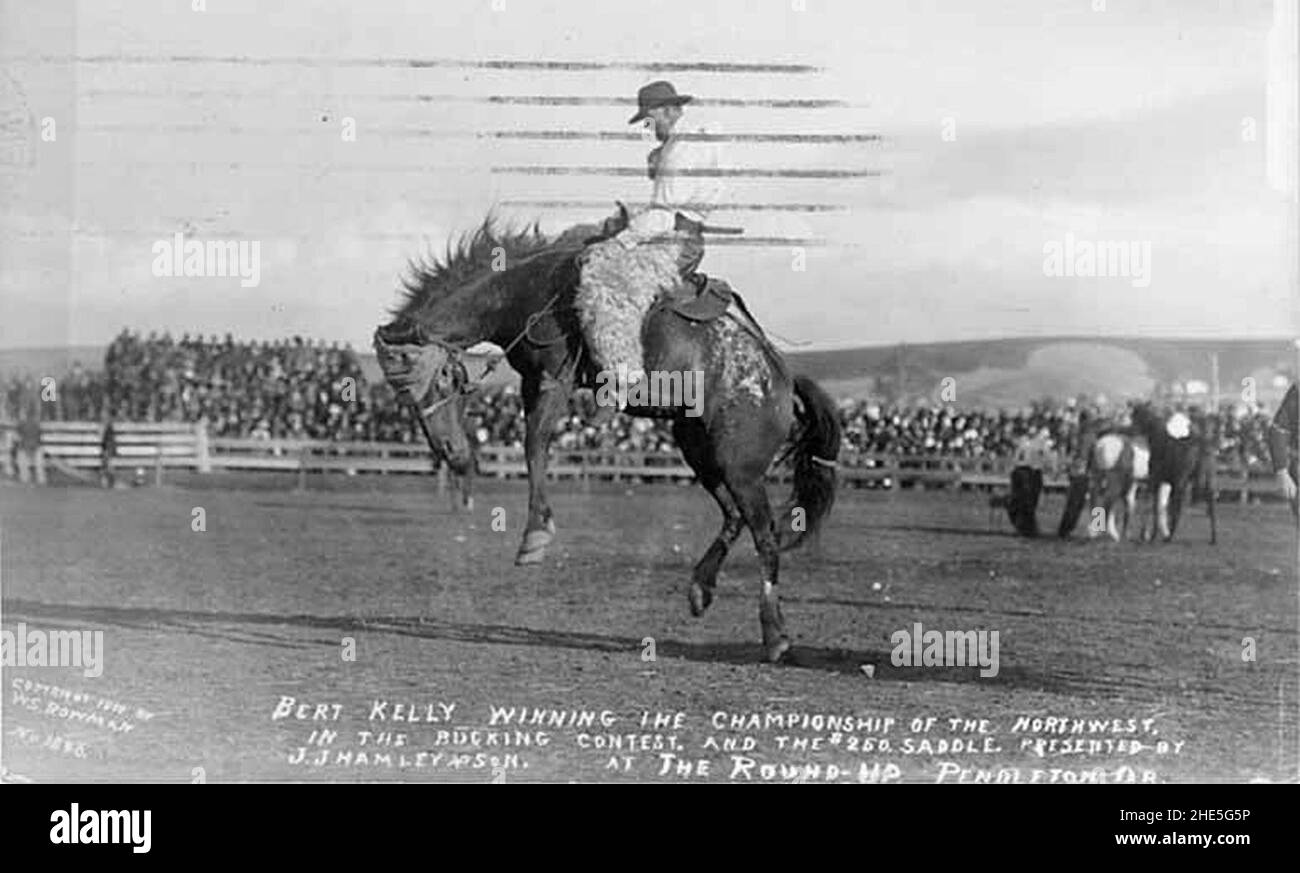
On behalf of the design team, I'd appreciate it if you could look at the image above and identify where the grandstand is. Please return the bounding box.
[0,329,1288,497]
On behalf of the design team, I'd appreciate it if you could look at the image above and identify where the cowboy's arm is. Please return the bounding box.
[618,134,723,246]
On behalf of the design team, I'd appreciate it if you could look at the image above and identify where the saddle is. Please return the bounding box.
[648,274,791,383]
[661,273,734,322]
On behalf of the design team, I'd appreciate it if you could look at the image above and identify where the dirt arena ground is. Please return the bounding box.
[2,473,1296,783]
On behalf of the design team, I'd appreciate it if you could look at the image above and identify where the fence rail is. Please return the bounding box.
[0,419,1280,499]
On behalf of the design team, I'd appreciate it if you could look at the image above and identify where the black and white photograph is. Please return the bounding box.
[1,0,1297,804]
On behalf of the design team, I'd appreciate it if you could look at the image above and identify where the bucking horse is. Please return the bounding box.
[372,215,841,663]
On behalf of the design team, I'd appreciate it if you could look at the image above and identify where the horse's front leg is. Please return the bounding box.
[515,373,570,566]
[1166,481,1185,541]
[1155,481,1173,541]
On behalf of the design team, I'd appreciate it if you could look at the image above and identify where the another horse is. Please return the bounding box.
[1090,432,1149,542]
[373,217,841,663]
[1057,420,1149,542]
[1058,405,1217,544]
[1130,402,1217,544]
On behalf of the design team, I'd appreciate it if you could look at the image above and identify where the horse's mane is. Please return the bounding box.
[391,212,600,320]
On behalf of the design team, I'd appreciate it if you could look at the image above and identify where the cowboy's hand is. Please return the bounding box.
[614,227,640,250]
[1278,469,1298,502]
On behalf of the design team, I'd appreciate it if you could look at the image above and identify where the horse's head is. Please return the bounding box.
[1128,400,1160,435]
[373,320,476,477]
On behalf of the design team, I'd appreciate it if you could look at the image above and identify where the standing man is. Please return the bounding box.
[1268,381,1298,516]
[100,416,118,489]
[575,80,724,405]
[14,398,44,485]
[1007,426,1053,537]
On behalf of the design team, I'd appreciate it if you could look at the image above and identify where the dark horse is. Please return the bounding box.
[1129,402,1217,544]
[1058,404,1217,544]
[373,217,841,662]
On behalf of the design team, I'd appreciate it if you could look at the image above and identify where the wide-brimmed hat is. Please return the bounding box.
[628,80,693,124]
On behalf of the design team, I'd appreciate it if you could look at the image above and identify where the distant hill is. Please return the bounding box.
[3,336,1294,409]
[786,336,1297,409]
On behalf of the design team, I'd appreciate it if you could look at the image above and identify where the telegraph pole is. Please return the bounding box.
[895,343,905,404]
[1210,351,1220,411]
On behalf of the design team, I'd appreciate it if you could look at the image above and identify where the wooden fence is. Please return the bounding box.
[0,419,1280,499]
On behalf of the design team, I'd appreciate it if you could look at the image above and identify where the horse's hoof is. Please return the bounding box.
[765,637,792,664]
[515,528,553,565]
[520,527,553,552]
[515,546,547,566]
[688,583,713,617]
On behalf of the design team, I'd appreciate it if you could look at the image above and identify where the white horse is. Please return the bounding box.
[1087,432,1150,542]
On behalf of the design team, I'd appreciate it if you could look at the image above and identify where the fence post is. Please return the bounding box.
[436,459,447,495]
[154,438,164,487]
[296,445,307,492]
[194,422,211,473]
[890,457,900,493]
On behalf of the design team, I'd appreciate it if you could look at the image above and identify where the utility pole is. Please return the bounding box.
[895,343,905,405]
[1209,351,1220,411]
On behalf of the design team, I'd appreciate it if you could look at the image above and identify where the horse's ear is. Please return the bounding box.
[615,201,629,221]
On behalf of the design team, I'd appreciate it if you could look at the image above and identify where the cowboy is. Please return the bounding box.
[575,81,724,408]
[616,81,722,275]
[1006,427,1054,537]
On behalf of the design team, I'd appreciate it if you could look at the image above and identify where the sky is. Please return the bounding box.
[0,0,1296,351]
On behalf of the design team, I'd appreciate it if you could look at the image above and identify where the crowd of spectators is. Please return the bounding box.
[0,329,1282,468]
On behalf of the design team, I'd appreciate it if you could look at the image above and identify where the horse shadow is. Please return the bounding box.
[2,597,1126,697]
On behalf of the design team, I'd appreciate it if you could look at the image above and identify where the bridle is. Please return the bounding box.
[411,289,567,418]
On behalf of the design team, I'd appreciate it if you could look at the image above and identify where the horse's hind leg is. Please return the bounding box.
[674,420,744,616]
[726,475,788,663]
[1103,476,1124,542]
[690,481,743,616]
[1123,482,1137,541]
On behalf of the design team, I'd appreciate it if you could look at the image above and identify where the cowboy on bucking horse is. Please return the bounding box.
[574,80,729,406]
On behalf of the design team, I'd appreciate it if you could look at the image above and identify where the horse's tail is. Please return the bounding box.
[779,374,841,551]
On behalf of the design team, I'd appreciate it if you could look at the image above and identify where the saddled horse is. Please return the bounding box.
[1130,402,1217,544]
[1056,430,1148,542]
[1057,403,1217,544]
[372,216,841,663]
[1059,404,1216,543]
